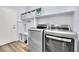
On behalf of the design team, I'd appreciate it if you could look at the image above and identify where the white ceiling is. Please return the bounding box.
[0,6,27,12]
[6,6,26,11]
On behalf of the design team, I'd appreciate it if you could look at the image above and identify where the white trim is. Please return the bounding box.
[0,39,19,46]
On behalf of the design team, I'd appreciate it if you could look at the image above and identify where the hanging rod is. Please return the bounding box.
[21,7,41,15]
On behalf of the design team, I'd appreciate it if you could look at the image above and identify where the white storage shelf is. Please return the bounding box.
[17,20,23,23]
[20,32,28,35]
[19,32,28,43]
[21,10,74,21]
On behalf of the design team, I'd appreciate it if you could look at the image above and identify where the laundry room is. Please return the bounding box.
[0,6,79,52]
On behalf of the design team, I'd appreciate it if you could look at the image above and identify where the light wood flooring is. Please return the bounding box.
[0,41,28,52]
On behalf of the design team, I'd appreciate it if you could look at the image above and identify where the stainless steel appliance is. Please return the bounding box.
[45,25,78,52]
[28,28,44,52]
[50,24,72,31]
[28,24,48,52]
[37,24,48,29]
[28,24,78,52]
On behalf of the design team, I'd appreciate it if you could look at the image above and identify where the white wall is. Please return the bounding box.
[15,6,28,33]
[73,7,79,37]
[25,6,75,15]
[23,6,75,31]
[0,7,18,45]
[4,6,29,42]
[42,6,75,15]
[37,12,74,29]
[9,6,28,38]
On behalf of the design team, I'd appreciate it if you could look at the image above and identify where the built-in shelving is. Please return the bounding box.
[36,9,74,19]
[21,9,74,21]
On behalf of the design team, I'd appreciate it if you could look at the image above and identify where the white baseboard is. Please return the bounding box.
[0,39,19,46]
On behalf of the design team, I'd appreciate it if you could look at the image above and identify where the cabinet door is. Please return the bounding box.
[0,7,18,46]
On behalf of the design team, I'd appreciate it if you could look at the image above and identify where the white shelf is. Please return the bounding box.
[19,32,28,35]
[22,17,34,21]
[21,9,74,21]
[17,20,23,23]
[36,9,74,19]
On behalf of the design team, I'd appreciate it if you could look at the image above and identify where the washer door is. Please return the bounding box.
[45,35,74,52]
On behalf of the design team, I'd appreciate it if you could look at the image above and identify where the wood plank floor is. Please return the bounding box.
[0,41,28,52]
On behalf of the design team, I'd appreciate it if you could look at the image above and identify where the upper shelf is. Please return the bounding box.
[21,9,74,21]
[17,20,23,23]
